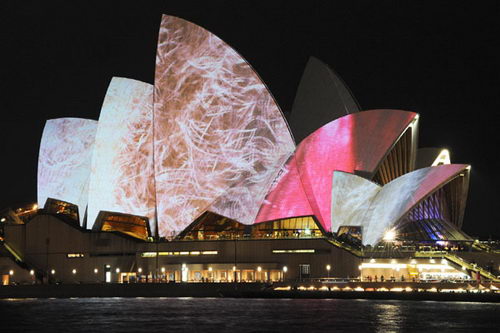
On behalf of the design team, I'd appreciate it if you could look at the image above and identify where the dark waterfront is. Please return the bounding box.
[0,298,498,332]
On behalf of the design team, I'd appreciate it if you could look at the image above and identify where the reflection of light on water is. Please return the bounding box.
[374,303,403,333]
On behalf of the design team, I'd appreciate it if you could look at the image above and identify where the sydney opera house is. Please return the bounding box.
[1,15,497,285]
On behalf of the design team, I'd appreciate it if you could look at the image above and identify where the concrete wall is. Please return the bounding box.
[1,214,361,284]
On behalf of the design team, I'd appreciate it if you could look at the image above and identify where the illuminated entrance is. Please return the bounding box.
[105,264,111,283]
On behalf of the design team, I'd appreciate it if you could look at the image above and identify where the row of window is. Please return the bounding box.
[272,249,315,254]
[68,249,316,259]
[141,251,218,257]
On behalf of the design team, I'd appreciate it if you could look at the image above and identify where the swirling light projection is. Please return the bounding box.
[37,118,97,225]
[154,15,295,237]
[87,78,156,233]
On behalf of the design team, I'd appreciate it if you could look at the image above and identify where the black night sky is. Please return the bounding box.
[1,1,498,238]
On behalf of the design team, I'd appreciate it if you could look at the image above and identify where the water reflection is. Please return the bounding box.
[374,303,402,333]
[0,298,497,332]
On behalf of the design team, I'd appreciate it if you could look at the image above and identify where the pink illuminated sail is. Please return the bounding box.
[256,110,417,231]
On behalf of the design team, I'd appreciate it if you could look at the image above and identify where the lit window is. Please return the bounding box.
[67,253,84,258]
[272,249,315,254]
[142,250,218,257]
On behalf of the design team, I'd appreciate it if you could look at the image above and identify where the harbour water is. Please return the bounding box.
[0,297,498,332]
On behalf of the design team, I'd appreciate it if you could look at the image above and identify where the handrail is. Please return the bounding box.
[415,251,499,282]
[328,239,363,257]
[3,241,23,262]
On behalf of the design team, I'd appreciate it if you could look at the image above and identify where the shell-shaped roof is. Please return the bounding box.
[87,77,156,234]
[154,15,295,236]
[330,171,381,233]
[256,109,417,231]
[289,57,360,144]
[37,118,97,225]
[363,164,470,245]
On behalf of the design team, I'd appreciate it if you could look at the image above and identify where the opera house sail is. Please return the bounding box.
[87,77,156,235]
[289,56,360,144]
[5,14,496,287]
[153,16,295,237]
[37,118,97,225]
[32,14,473,250]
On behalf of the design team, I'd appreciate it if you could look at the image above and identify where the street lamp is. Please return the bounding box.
[326,264,331,278]
[9,270,14,276]
[72,269,77,274]
[51,269,56,275]
[282,266,288,282]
